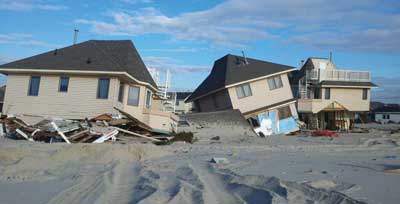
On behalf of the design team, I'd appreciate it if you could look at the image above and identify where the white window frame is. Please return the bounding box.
[145,89,152,108]
[235,83,252,99]
[267,75,283,90]
[127,86,140,106]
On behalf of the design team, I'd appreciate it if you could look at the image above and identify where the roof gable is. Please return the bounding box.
[0,40,156,87]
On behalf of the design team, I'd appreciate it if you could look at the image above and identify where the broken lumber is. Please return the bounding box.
[68,129,89,141]
[113,107,152,132]
[51,122,71,144]
[112,127,161,142]
[92,129,118,143]
[16,128,35,142]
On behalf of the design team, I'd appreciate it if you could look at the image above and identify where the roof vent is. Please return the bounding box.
[86,57,92,64]
[241,51,249,65]
[53,49,58,55]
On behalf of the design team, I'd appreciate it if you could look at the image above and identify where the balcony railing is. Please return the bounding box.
[307,69,371,82]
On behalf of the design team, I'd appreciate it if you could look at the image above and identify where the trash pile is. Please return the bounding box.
[0,108,173,144]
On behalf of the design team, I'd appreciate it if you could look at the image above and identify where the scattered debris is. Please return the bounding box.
[311,130,339,138]
[210,157,229,164]
[210,136,220,141]
[0,110,174,144]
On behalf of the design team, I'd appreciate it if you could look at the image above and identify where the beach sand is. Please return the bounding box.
[0,125,399,204]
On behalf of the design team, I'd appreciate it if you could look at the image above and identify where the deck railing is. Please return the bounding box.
[307,69,371,82]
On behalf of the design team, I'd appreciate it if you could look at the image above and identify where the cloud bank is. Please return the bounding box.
[76,0,400,52]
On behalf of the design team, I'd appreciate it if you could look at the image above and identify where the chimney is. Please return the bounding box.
[73,29,79,45]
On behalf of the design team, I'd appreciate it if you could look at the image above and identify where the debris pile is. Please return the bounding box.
[0,108,173,144]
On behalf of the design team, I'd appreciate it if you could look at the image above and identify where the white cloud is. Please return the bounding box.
[76,0,400,52]
[0,0,67,11]
[0,33,59,48]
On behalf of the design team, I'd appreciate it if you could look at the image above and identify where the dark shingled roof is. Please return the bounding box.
[320,81,378,87]
[0,40,156,87]
[374,104,400,113]
[186,54,294,102]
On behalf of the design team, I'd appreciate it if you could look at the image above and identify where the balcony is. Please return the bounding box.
[307,69,371,82]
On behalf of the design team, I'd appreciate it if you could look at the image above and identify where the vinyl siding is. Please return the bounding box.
[228,73,294,114]
[3,74,123,119]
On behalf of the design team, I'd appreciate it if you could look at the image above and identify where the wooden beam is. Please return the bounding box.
[16,129,34,142]
[112,127,160,142]
[51,122,71,144]
[68,130,89,141]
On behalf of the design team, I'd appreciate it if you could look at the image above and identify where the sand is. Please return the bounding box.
[0,125,400,204]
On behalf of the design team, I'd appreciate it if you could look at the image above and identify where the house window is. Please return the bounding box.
[59,76,69,92]
[325,88,330,100]
[267,75,283,90]
[314,88,321,99]
[118,82,125,102]
[128,86,140,106]
[97,78,110,99]
[278,106,292,119]
[28,76,41,96]
[145,90,152,108]
[236,83,252,99]
[383,114,390,120]
[362,89,368,100]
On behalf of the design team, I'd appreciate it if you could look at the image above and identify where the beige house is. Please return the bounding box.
[186,54,299,136]
[290,57,377,130]
[0,40,175,131]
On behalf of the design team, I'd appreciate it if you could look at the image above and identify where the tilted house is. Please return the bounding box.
[0,40,175,131]
[185,54,299,136]
[290,57,377,130]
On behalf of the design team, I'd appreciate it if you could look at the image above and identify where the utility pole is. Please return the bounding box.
[73,29,79,45]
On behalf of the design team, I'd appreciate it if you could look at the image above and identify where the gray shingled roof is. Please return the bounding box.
[320,81,377,87]
[186,54,294,102]
[0,40,156,87]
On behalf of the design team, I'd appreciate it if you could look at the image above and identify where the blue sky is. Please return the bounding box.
[0,0,399,103]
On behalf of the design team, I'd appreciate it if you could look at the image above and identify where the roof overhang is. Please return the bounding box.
[320,85,378,88]
[186,68,294,103]
[0,68,158,91]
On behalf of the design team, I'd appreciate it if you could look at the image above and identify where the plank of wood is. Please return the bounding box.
[16,129,35,142]
[112,127,161,142]
[77,134,98,143]
[51,122,71,144]
[68,130,89,141]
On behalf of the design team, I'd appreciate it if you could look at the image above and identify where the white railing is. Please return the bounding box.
[307,69,371,82]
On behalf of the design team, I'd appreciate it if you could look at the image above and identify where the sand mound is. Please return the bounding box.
[0,140,167,183]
